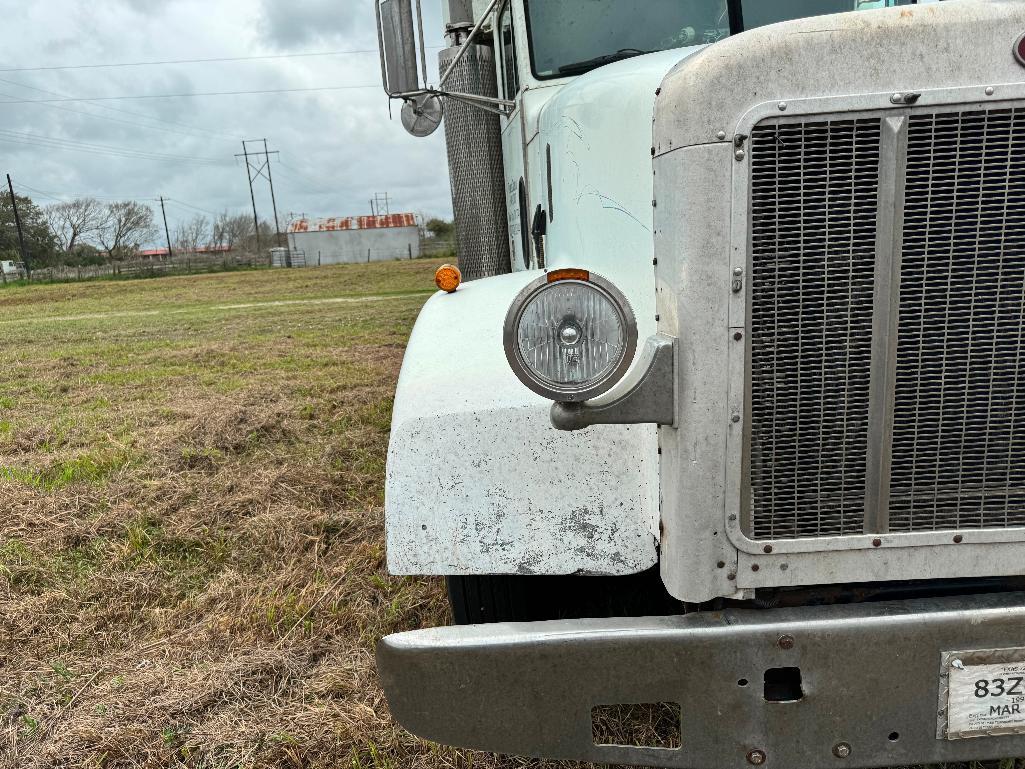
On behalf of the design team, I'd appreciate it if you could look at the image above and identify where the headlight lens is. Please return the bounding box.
[504,271,637,402]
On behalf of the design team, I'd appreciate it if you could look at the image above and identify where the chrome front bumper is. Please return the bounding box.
[377,592,1025,768]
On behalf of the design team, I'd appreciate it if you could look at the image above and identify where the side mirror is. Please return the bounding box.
[376,0,512,135]
[376,0,427,97]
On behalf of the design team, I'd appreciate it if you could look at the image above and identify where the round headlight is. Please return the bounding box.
[504,270,638,402]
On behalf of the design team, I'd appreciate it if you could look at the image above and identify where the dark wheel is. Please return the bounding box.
[446,566,681,625]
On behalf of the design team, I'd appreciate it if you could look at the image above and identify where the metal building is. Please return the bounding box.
[287,214,421,265]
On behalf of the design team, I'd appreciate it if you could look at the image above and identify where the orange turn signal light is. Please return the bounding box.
[547,268,590,283]
[435,264,462,293]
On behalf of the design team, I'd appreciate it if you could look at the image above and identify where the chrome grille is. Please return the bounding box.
[889,107,1025,532]
[746,103,1025,541]
[748,118,881,539]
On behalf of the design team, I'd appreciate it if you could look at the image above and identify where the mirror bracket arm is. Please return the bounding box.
[392,87,514,116]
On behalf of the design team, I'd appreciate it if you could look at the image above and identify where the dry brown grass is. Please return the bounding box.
[0,263,1016,769]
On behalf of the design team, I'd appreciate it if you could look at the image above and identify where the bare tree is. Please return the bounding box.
[211,211,254,251]
[174,214,210,256]
[98,201,157,260]
[44,198,105,254]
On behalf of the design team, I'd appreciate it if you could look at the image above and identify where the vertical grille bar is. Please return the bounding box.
[748,118,882,539]
[864,115,910,533]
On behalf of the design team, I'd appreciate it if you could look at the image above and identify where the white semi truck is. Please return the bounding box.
[374,1,1025,766]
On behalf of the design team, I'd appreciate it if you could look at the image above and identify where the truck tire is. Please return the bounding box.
[446,567,680,625]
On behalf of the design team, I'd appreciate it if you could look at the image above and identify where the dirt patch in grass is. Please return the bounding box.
[0,263,1018,769]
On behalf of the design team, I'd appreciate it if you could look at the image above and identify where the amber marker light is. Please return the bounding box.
[435,264,462,293]
[547,268,590,283]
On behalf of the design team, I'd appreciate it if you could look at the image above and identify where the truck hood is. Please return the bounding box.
[536,46,706,333]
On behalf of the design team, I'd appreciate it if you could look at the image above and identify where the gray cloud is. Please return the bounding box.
[257,0,375,49]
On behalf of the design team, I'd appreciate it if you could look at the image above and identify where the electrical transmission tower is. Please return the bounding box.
[370,192,391,217]
[236,139,284,260]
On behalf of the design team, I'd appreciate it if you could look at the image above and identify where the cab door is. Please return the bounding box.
[497,0,533,270]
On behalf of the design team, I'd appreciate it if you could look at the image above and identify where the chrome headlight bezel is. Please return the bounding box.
[503,270,638,403]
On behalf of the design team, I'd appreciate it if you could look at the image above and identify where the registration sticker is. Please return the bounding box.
[941,649,1025,740]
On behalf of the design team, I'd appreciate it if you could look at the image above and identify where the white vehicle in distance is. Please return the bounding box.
[1,260,25,280]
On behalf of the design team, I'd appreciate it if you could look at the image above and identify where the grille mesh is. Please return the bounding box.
[748,118,881,539]
[889,107,1025,532]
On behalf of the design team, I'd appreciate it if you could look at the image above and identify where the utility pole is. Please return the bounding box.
[239,141,262,258]
[6,174,30,279]
[263,140,282,247]
[159,197,174,260]
[262,139,288,267]
[236,140,283,263]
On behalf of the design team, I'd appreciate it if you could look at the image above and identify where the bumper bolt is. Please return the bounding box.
[747,749,767,765]
[778,634,795,650]
[833,742,852,759]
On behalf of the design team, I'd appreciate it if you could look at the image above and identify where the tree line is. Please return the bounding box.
[1,193,270,269]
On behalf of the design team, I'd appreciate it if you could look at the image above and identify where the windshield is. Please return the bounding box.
[524,0,916,80]
[525,0,729,79]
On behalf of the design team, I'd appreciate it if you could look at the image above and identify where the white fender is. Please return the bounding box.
[386,271,659,576]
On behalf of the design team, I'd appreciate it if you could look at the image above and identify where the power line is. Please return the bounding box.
[10,182,65,202]
[0,84,379,105]
[0,127,225,164]
[13,182,156,202]
[0,88,238,144]
[275,161,335,195]
[165,199,222,218]
[0,129,228,166]
[0,48,417,73]
[13,184,230,221]
[0,75,239,140]
[0,128,226,164]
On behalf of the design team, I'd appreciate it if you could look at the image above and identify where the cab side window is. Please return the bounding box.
[499,2,520,100]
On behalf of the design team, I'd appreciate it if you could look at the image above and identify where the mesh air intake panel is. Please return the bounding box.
[438,45,511,281]
[746,104,1025,541]
[747,118,881,540]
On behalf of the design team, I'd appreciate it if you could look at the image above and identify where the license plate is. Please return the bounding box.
[941,649,1025,740]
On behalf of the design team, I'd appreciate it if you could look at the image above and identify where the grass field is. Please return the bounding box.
[0,262,1020,769]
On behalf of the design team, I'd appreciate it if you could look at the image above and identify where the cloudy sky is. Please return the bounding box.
[1,0,451,244]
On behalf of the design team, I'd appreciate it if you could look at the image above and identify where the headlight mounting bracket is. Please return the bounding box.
[550,333,678,432]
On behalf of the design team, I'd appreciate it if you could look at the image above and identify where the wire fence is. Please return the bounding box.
[26,252,268,283]
[6,238,456,285]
